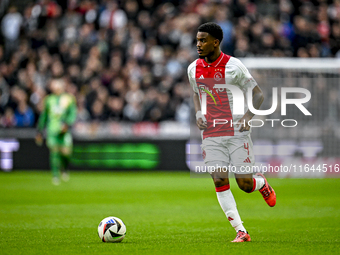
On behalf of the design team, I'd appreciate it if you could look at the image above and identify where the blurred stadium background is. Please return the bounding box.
[0,0,340,176]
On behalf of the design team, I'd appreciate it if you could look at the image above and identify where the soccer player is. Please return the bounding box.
[35,79,77,185]
[187,23,276,242]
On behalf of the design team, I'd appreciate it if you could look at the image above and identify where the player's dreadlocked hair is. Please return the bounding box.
[198,22,223,44]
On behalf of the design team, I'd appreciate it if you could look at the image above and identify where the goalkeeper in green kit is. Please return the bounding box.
[35,79,77,185]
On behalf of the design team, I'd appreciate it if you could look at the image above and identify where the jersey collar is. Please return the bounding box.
[201,52,225,68]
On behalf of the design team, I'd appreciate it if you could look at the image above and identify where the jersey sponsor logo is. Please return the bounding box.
[51,105,63,115]
[197,83,223,106]
[199,75,204,79]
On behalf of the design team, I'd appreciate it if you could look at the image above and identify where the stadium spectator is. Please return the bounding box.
[14,99,35,127]
[1,6,23,58]
[0,76,9,112]
[1,107,16,127]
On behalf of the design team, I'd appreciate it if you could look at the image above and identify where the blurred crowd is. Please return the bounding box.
[0,0,339,128]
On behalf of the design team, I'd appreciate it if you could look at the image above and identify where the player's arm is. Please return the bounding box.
[35,97,48,145]
[188,63,207,130]
[193,92,207,130]
[230,59,264,132]
[238,85,264,132]
[61,95,77,134]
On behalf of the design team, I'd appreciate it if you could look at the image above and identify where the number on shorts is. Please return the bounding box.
[244,143,249,155]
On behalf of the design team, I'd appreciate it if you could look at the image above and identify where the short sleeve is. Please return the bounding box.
[187,61,199,94]
[230,58,258,90]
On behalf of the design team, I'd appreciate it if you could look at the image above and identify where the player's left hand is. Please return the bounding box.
[35,133,43,146]
[61,124,69,134]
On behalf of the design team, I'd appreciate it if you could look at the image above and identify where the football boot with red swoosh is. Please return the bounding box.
[256,172,276,207]
[231,231,251,243]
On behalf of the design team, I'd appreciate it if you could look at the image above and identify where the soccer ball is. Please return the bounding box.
[98,216,126,243]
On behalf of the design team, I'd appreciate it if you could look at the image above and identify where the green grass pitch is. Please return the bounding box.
[0,171,339,255]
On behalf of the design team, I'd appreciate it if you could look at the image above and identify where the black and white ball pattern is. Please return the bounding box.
[98,216,126,242]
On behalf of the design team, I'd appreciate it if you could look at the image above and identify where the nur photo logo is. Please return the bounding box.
[198,81,312,128]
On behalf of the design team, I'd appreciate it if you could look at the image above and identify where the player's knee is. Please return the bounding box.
[236,178,253,193]
[60,147,72,156]
[50,146,59,153]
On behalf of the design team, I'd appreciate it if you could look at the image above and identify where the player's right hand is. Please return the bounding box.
[35,133,43,146]
[196,118,207,130]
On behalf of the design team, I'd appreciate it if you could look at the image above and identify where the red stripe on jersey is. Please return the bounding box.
[215,184,230,192]
[195,53,233,139]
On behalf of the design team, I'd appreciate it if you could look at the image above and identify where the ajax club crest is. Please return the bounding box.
[214,72,223,81]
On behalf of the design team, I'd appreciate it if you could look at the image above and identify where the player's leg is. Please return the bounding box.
[210,169,247,232]
[202,137,248,241]
[50,147,61,184]
[235,173,268,192]
[235,172,276,207]
[47,136,61,185]
[59,133,73,182]
[211,169,251,242]
[252,172,276,207]
[230,135,276,207]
